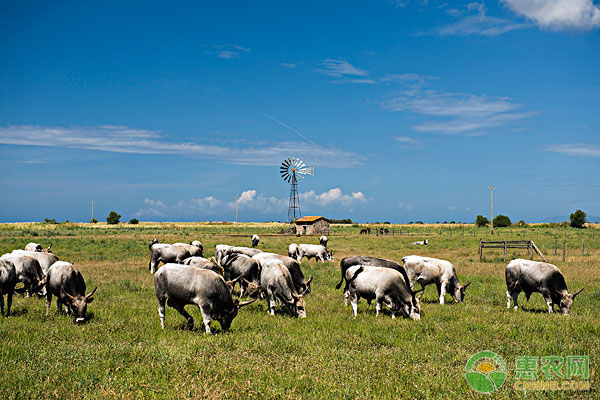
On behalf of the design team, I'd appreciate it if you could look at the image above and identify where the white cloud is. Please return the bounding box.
[381,90,533,135]
[502,0,600,30]
[281,62,297,68]
[394,136,423,148]
[434,2,530,36]
[0,125,365,168]
[237,190,256,204]
[546,143,600,157]
[397,201,414,211]
[316,59,375,84]
[205,44,251,59]
[300,188,368,206]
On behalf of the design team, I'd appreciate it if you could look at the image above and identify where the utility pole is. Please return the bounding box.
[91,200,95,222]
[235,193,239,230]
[489,184,495,235]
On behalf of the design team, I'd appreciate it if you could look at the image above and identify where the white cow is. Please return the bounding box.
[297,244,333,262]
[411,240,429,245]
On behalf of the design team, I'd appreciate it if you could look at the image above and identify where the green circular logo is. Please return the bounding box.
[465,350,507,394]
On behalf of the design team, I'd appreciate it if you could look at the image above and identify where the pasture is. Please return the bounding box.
[0,222,598,399]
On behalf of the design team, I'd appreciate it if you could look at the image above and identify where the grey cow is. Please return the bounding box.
[173,241,203,257]
[25,242,52,253]
[402,255,470,304]
[288,243,299,260]
[319,236,328,247]
[0,253,46,297]
[154,263,255,333]
[182,257,223,275]
[45,261,97,323]
[505,259,583,315]
[251,235,260,247]
[297,244,333,262]
[11,250,59,275]
[252,252,312,296]
[220,253,261,298]
[259,258,306,318]
[345,265,421,320]
[149,243,193,273]
[228,246,263,257]
[0,259,17,316]
[215,244,233,266]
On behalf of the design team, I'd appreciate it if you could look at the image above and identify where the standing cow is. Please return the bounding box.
[251,235,260,247]
[173,241,203,257]
[154,263,255,333]
[402,255,470,304]
[345,265,421,320]
[25,242,52,253]
[0,259,17,316]
[319,236,328,247]
[215,244,233,266]
[288,243,299,260]
[182,257,223,275]
[297,244,333,262]
[1,253,46,297]
[149,242,193,273]
[259,258,306,318]
[45,261,97,323]
[219,253,261,298]
[228,246,263,257]
[253,252,312,296]
[11,250,59,275]
[505,259,583,315]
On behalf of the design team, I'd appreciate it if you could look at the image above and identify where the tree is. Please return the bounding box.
[570,210,587,229]
[129,218,139,225]
[493,215,512,228]
[475,215,489,227]
[106,211,121,225]
[90,218,98,224]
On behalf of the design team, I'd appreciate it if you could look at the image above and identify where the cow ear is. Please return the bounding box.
[572,288,584,298]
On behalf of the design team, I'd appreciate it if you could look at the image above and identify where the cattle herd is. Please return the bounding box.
[0,234,585,333]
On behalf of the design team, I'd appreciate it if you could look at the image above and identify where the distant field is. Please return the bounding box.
[0,222,598,399]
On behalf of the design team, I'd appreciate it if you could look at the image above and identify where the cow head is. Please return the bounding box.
[190,240,202,248]
[406,287,425,320]
[559,288,584,315]
[453,281,471,303]
[149,238,159,250]
[325,251,334,262]
[224,275,242,293]
[302,276,313,295]
[43,244,53,253]
[219,298,257,330]
[62,287,96,323]
[242,278,262,298]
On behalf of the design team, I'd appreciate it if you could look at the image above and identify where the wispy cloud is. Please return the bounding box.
[204,44,251,59]
[394,136,423,149]
[546,143,600,157]
[316,59,375,84]
[0,125,365,167]
[135,188,369,220]
[381,89,533,135]
[433,2,530,36]
[281,62,297,68]
[502,0,600,31]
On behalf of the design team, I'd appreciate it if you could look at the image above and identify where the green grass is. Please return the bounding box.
[0,223,598,399]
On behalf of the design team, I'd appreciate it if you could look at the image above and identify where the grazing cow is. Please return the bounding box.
[45,261,96,323]
[259,258,306,318]
[252,252,313,295]
[24,242,52,253]
[154,263,255,333]
[10,250,59,275]
[1,253,46,297]
[219,253,260,298]
[402,255,470,304]
[228,246,263,258]
[320,236,328,247]
[411,240,429,246]
[505,259,584,315]
[215,244,233,266]
[359,228,371,234]
[173,241,203,257]
[297,244,333,262]
[288,243,299,260]
[182,257,223,275]
[336,256,410,305]
[251,234,260,247]
[0,259,17,316]
[149,243,192,273]
[345,265,421,320]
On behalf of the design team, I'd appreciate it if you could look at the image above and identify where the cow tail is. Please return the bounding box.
[346,266,364,284]
[335,259,347,290]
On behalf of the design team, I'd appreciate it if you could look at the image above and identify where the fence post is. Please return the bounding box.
[562,241,566,262]
[450,229,452,237]
[479,239,483,261]
[554,239,557,255]
[503,240,507,262]
[582,239,584,255]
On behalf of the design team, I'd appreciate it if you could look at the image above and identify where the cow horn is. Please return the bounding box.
[236,298,258,308]
[86,287,97,300]
[306,277,313,286]
[230,275,242,283]
[463,282,471,289]
[572,288,584,298]
[61,289,74,301]
[412,287,425,296]
[241,277,252,285]
[47,244,52,250]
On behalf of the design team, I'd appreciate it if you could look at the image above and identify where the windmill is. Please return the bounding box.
[280,157,314,223]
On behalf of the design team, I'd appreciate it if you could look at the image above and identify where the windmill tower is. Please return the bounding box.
[280,158,314,223]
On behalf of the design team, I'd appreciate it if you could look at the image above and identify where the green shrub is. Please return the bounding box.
[570,209,586,229]
[493,215,512,228]
[106,211,121,225]
[475,215,489,227]
[129,218,139,225]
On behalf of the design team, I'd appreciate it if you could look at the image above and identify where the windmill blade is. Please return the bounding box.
[298,166,314,176]
[281,160,290,168]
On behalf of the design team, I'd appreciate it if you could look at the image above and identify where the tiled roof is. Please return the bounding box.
[294,216,329,223]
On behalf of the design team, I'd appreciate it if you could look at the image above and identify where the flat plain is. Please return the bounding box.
[0,222,598,399]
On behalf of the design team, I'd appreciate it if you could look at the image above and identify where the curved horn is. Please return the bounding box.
[47,244,52,250]
[236,298,258,308]
[411,287,425,296]
[230,275,242,283]
[572,288,584,298]
[306,277,313,286]
[85,287,97,300]
[61,289,74,301]
[241,277,252,285]
[463,282,471,289]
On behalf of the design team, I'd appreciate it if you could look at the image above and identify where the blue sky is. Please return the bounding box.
[1,0,599,223]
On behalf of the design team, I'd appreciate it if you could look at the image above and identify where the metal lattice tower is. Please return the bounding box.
[280,158,314,223]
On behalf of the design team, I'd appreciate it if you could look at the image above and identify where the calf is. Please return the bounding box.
[259,258,306,318]
[505,259,583,315]
[345,265,421,320]
[297,244,333,262]
[0,259,17,316]
[251,234,260,247]
[154,264,255,333]
[46,261,96,323]
[402,255,470,304]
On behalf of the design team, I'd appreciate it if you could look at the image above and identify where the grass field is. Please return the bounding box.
[0,222,598,399]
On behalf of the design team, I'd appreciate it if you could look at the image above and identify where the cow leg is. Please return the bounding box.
[157,298,166,329]
[506,290,512,309]
[56,298,64,315]
[0,293,4,316]
[6,290,12,316]
[45,292,52,316]
[198,305,212,334]
[438,281,447,304]
[169,299,194,330]
[511,291,520,310]
[265,290,275,316]
[375,301,381,317]
[350,291,359,316]
[343,290,349,306]
[545,297,554,313]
